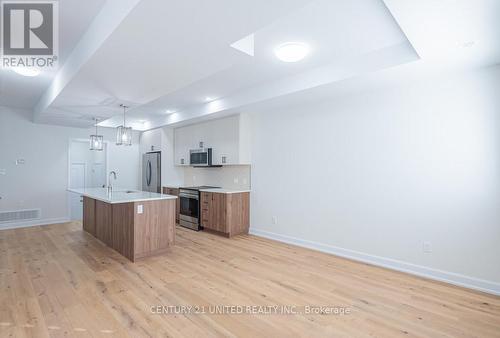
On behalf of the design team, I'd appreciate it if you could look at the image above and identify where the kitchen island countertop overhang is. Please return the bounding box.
[68,187,178,204]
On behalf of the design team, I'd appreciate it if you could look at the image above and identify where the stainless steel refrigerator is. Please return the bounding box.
[142,152,161,193]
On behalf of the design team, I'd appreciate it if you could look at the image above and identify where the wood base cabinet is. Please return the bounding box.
[201,192,250,237]
[83,198,176,262]
[82,196,96,236]
[163,187,180,223]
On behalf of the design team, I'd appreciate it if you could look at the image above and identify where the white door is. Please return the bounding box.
[91,163,106,188]
[70,163,85,220]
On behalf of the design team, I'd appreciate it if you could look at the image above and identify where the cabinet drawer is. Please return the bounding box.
[165,188,179,195]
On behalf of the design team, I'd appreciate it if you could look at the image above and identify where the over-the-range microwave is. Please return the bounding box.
[190,148,213,167]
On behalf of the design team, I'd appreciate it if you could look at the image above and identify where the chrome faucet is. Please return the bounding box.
[108,171,117,195]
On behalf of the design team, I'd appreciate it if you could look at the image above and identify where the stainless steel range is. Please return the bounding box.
[179,186,220,230]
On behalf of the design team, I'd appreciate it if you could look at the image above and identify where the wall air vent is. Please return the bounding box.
[0,209,41,223]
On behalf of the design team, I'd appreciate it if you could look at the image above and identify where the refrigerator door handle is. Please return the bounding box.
[147,160,152,186]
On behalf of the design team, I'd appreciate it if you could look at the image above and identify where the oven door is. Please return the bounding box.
[179,192,199,224]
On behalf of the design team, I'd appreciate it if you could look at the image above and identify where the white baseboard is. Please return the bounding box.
[0,217,71,230]
[249,228,500,296]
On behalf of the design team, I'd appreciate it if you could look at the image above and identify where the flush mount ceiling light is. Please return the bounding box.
[205,96,216,102]
[11,67,41,77]
[460,40,476,48]
[274,42,310,62]
[90,118,104,151]
[116,104,132,146]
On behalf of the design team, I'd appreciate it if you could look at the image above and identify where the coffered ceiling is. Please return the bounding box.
[0,0,107,110]
[1,0,499,130]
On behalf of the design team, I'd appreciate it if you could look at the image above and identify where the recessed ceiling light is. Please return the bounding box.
[275,42,310,63]
[11,67,41,77]
[460,41,475,48]
[205,97,215,102]
[165,110,176,114]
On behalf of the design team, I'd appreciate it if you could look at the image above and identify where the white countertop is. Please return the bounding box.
[199,188,251,194]
[68,188,177,204]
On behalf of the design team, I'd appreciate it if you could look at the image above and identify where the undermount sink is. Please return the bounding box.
[114,190,139,194]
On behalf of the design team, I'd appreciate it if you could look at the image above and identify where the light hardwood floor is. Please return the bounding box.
[0,222,499,337]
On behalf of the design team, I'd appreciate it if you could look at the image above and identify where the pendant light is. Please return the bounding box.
[90,118,104,151]
[116,104,132,146]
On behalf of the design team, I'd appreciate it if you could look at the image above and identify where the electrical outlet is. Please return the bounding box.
[0,169,6,175]
[423,241,432,253]
[272,216,278,225]
[16,159,25,165]
[234,178,239,184]
[137,205,144,214]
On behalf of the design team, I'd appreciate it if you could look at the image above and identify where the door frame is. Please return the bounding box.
[67,138,110,189]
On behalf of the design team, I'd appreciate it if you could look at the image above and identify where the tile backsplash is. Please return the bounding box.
[183,165,251,190]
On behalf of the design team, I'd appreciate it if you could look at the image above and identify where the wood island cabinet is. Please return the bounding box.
[82,197,176,262]
[163,187,180,223]
[82,196,96,236]
[200,192,250,237]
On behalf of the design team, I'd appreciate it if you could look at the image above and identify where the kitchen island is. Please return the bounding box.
[68,188,177,262]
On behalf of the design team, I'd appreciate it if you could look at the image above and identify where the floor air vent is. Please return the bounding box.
[0,209,41,223]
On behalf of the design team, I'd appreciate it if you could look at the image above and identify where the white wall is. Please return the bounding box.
[0,107,141,228]
[248,65,500,294]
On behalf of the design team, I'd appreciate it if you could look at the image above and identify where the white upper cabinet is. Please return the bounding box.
[140,128,162,153]
[173,127,192,166]
[174,114,251,166]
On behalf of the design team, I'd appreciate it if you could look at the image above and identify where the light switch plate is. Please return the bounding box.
[0,169,6,175]
[137,205,144,214]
